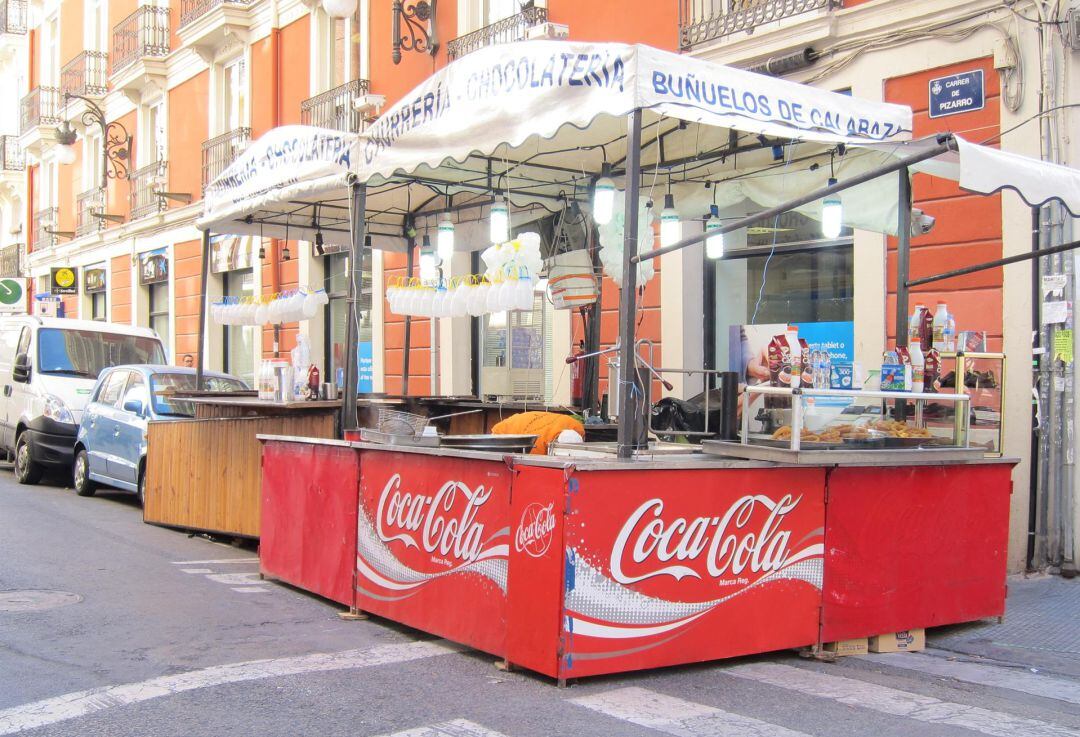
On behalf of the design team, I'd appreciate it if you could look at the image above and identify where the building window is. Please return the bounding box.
[709,211,854,381]
[142,99,166,166]
[147,281,170,350]
[222,268,255,385]
[316,10,351,90]
[91,292,106,321]
[84,0,108,52]
[217,57,247,134]
[322,249,372,389]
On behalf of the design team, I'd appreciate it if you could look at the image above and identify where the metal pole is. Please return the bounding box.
[195,229,210,390]
[341,182,367,431]
[906,238,1080,288]
[1028,206,1041,570]
[894,168,912,422]
[895,168,912,347]
[402,233,415,395]
[635,138,953,264]
[617,109,643,459]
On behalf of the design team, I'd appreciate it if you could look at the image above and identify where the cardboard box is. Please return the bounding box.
[823,638,868,656]
[869,629,926,653]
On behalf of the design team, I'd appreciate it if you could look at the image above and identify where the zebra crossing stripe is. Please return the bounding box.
[370,719,510,737]
[726,662,1080,737]
[0,641,455,736]
[571,686,813,737]
[860,651,1080,706]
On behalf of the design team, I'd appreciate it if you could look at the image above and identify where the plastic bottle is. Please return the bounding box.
[909,304,926,344]
[257,360,269,400]
[932,301,949,351]
[944,312,957,352]
[291,335,310,399]
[909,340,925,394]
[785,326,802,389]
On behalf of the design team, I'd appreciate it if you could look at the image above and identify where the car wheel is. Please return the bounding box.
[14,432,44,486]
[137,469,146,508]
[73,450,97,497]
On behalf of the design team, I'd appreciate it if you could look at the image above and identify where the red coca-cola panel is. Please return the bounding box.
[821,463,1014,642]
[506,465,567,678]
[558,466,826,679]
[356,449,511,657]
[260,440,359,607]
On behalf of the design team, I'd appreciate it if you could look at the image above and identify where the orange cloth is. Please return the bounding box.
[491,411,584,455]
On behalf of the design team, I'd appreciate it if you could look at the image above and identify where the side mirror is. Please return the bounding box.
[12,353,30,383]
[123,398,146,417]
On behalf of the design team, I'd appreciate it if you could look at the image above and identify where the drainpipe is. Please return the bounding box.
[268,11,283,354]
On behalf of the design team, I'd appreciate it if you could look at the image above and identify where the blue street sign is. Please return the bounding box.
[928,70,984,119]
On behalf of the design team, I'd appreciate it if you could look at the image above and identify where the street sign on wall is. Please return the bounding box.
[50,267,78,295]
[928,70,985,119]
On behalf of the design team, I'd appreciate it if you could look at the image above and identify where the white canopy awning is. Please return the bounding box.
[198,40,1080,248]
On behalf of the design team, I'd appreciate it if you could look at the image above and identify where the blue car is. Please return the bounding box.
[73,365,248,504]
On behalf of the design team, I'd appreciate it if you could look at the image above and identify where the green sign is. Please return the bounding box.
[0,278,26,312]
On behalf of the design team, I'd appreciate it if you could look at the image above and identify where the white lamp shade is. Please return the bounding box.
[822,197,843,239]
[437,217,455,264]
[322,0,357,18]
[490,198,510,244]
[593,177,616,225]
[55,144,77,166]
[705,214,724,259]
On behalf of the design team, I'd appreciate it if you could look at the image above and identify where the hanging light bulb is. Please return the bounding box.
[660,193,681,247]
[822,177,843,239]
[437,214,455,265]
[419,234,438,282]
[705,205,725,260]
[593,163,616,225]
[490,196,510,244]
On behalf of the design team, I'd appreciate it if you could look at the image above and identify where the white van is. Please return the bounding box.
[0,317,166,484]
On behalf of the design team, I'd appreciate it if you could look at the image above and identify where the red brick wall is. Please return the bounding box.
[884,57,1002,351]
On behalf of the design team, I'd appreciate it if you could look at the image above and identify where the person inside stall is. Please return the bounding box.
[182,354,194,368]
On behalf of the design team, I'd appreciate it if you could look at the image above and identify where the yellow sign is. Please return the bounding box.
[50,266,78,295]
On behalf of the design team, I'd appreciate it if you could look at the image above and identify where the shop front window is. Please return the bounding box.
[323,248,372,390]
[91,292,106,321]
[710,211,854,382]
[148,282,170,352]
[223,268,255,386]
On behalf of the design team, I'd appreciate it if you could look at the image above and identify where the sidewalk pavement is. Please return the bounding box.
[928,574,1080,679]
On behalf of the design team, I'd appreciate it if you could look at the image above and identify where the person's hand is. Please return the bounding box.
[746,346,770,383]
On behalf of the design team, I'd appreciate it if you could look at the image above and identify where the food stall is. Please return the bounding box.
[192,41,1080,680]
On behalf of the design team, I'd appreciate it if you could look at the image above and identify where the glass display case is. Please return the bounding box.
[937,352,1005,456]
[737,385,972,452]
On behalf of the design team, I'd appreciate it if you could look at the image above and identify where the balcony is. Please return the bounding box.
[113,7,170,72]
[1,135,22,171]
[679,0,833,49]
[0,0,27,34]
[300,79,371,134]
[76,188,106,237]
[61,51,109,100]
[130,160,168,220]
[178,0,252,62]
[201,128,249,192]
[20,87,61,135]
[0,243,24,278]
[32,207,58,251]
[447,6,547,61]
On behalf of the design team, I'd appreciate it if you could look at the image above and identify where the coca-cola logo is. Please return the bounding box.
[376,473,492,565]
[610,494,803,585]
[515,502,556,558]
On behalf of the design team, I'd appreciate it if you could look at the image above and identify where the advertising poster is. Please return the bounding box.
[0,278,28,313]
[50,267,78,295]
[139,248,169,285]
[357,341,373,393]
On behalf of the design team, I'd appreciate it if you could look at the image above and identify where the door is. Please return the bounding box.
[9,326,33,442]
[110,372,148,486]
[0,324,24,450]
[85,369,127,480]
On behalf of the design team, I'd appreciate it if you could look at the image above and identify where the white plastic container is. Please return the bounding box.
[932,301,949,351]
[909,340,925,393]
[909,303,926,343]
[785,326,803,390]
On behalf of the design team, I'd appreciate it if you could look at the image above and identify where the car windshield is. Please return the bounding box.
[37,328,166,379]
[150,373,247,416]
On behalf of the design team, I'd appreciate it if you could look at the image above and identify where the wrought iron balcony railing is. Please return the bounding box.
[300,79,371,134]
[201,127,250,192]
[76,187,106,237]
[1,135,23,171]
[447,6,547,60]
[0,243,24,278]
[61,51,109,99]
[0,0,27,33]
[179,0,253,29]
[679,0,833,49]
[20,87,61,134]
[112,6,170,73]
[32,207,59,251]
[130,160,168,220]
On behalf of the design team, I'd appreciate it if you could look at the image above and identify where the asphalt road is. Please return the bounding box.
[2,470,1079,737]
